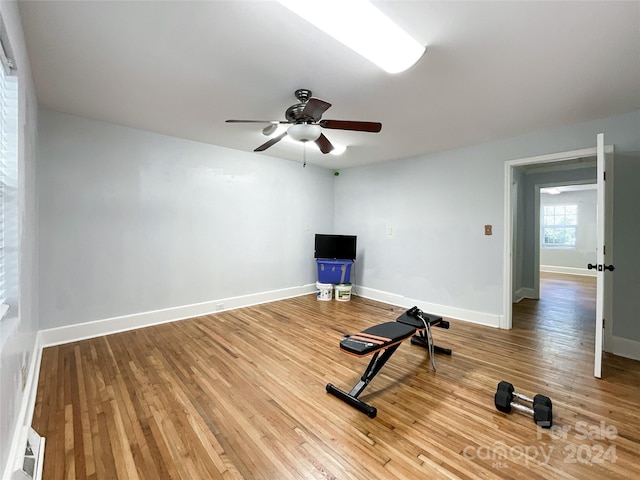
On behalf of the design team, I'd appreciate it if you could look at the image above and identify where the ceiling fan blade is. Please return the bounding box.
[226,119,289,124]
[319,119,382,133]
[315,133,335,154]
[254,131,288,152]
[302,98,332,122]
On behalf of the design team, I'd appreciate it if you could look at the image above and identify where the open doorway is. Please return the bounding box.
[511,171,599,340]
[509,157,597,306]
[504,138,615,377]
[512,183,599,336]
[524,180,597,336]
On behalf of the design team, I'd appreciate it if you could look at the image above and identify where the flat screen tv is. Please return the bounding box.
[314,234,357,260]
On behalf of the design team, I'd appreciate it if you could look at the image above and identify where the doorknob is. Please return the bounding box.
[586,263,615,272]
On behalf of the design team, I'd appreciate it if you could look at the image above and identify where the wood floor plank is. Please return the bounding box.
[31,273,640,479]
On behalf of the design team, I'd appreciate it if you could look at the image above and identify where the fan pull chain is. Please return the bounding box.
[303,142,307,168]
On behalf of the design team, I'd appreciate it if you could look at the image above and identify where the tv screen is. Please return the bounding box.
[314,234,357,260]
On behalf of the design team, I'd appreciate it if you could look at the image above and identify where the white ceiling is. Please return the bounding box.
[18,1,640,169]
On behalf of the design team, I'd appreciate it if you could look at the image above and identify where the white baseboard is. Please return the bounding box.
[354,286,406,308]
[39,284,317,347]
[608,335,640,361]
[356,286,501,328]
[5,283,316,479]
[4,281,499,477]
[540,265,596,277]
[513,287,536,303]
[11,280,636,480]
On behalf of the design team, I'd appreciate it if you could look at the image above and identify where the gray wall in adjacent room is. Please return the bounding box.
[512,166,526,297]
[37,110,335,330]
[612,155,640,341]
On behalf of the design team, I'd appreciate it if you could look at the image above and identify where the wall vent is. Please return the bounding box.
[12,427,44,480]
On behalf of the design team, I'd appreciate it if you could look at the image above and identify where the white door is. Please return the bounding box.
[594,133,614,378]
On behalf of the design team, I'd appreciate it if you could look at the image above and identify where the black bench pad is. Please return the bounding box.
[340,322,416,356]
[396,310,443,329]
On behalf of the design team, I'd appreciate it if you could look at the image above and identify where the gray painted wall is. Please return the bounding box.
[512,166,526,297]
[335,110,640,339]
[37,110,335,329]
[0,1,39,475]
[333,150,504,315]
[612,155,640,341]
[540,189,597,269]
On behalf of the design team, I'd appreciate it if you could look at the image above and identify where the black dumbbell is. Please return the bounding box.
[494,381,553,428]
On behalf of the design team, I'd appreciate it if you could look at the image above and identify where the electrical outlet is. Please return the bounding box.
[484,224,492,236]
[215,303,224,312]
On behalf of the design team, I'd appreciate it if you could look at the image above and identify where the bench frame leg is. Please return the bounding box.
[410,330,452,356]
[326,343,402,418]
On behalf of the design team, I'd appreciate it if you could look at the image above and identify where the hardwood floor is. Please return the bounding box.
[32,278,640,479]
[514,272,596,332]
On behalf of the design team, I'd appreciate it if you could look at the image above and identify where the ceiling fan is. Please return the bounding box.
[226,89,382,154]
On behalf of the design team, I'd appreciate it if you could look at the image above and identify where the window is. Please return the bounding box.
[542,204,577,247]
[0,25,17,321]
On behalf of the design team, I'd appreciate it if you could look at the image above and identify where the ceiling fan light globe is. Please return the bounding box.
[288,123,321,142]
[329,144,347,156]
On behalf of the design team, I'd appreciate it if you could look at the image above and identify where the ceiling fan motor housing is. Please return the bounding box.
[286,89,316,123]
[285,103,308,123]
[294,89,313,103]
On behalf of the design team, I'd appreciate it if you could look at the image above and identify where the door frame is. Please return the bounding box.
[502,145,613,330]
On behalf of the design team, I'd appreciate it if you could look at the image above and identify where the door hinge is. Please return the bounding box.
[604,245,606,255]
[604,171,606,181]
[603,319,605,328]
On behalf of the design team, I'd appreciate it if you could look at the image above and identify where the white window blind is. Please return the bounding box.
[0,37,17,320]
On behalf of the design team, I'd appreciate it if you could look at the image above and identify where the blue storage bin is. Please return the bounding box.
[317,259,353,284]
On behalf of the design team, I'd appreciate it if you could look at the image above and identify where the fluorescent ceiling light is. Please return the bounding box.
[541,187,562,195]
[277,0,425,73]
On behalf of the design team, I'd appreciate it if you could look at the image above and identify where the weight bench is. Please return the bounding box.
[326,306,451,418]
